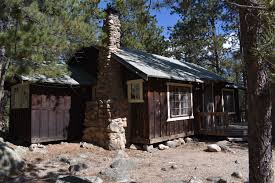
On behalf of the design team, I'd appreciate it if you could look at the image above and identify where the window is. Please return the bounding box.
[167,83,193,121]
[222,89,235,113]
[127,79,144,103]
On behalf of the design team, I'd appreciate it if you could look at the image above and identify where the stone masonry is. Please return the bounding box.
[83,8,128,150]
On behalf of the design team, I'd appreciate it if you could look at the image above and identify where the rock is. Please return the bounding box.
[206,144,221,152]
[234,160,240,164]
[216,141,235,153]
[115,150,129,159]
[59,155,71,164]
[100,150,136,182]
[0,137,4,142]
[161,167,167,171]
[171,165,178,170]
[158,144,169,150]
[206,176,222,182]
[231,171,243,179]
[129,144,141,150]
[14,146,28,157]
[197,142,206,146]
[188,177,203,183]
[185,137,193,143]
[29,144,38,151]
[217,178,227,183]
[61,142,68,145]
[143,144,155,152]
[110,158,135,170]
[80,142,94,149]
[178,138,186,145]
[56,175,103,183]
[165,141,178,148]
[68,163,88,173]
[37,144,46,148]
[0,142,25,177]
[206,176,227,183]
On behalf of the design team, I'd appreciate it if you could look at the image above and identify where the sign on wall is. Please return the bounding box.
[11,84,29,109]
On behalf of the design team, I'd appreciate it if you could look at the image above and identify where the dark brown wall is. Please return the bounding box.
[10,83,92,144]
[147,78,196,144]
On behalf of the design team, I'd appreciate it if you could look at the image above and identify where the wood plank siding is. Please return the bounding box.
[147,79,196,144]
[10,83,92,144]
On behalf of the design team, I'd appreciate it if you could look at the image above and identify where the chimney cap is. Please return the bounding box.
[105,5,119,15]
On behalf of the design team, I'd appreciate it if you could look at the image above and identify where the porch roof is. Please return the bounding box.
[113,48,228,83]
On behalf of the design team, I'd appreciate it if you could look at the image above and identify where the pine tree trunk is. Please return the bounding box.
[0,48,8,126]
[239,2,273,183]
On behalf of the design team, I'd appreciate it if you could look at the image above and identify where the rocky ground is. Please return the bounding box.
[1,137,274,183]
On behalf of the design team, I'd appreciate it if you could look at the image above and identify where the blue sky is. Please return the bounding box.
[99,1,180,38]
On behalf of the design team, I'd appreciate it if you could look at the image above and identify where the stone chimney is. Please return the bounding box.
[83,7,128,150]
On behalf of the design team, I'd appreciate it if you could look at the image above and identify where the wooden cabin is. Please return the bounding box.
[79,46,246,145]
[9,68,94,144]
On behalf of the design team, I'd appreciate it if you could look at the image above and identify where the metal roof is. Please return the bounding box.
[113,48,228,83]
[18,66,95,86]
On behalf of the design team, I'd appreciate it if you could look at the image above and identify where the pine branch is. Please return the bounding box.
[225,0,269,10]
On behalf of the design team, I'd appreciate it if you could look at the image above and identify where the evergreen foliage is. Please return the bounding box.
[109,0,169,55]
[0,0,102,77]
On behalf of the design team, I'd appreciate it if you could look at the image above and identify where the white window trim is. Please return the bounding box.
[127,79,144,103]
[222,88,236,114]
[167,82,194,122]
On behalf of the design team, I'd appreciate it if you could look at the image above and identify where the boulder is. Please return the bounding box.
[206,176,227,183]
[0,142,25,177]
[80,142,94,149]
[178,138,186,145]
[143,144,155,152]
[185,137,193,143]
[165,141,178,148]
[129,144,142,150]
[100,151,136,182]
[170,165,178,170]
[206,144,221,152]
[68,163,88,173]
[216,141,235,153]
[56,175,103,183]
[158,144,169,150]
[231,171,243,179]
[188,177,203,183]
[29,144,38,151]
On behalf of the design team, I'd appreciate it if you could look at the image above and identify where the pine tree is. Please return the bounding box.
[169,0,241,77]
[0,0,102,77]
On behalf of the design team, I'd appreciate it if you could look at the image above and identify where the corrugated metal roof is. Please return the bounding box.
[113,48,228,83]
[19,67,95,85]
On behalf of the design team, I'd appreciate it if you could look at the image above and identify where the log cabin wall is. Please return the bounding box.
[146,78,197,144]
[120,65,149,144]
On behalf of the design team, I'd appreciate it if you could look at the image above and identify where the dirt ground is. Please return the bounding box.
[5,140,275,183]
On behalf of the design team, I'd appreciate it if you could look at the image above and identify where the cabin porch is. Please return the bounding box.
[197,112,248,137]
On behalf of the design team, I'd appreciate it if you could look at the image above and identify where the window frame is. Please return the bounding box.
[167,82,194,122]
[127,79,144,103]
[222,88,236,114]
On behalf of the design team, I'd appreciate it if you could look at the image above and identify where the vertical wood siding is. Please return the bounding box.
[31,95,71,143]
[147,79,195,144]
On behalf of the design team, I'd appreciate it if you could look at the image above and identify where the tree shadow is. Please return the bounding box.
[1,152,69,183]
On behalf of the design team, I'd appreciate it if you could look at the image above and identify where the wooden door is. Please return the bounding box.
[31,95,71,143]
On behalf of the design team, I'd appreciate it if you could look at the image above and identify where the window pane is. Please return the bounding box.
[223,90,234,112]
[169,85,192,118]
